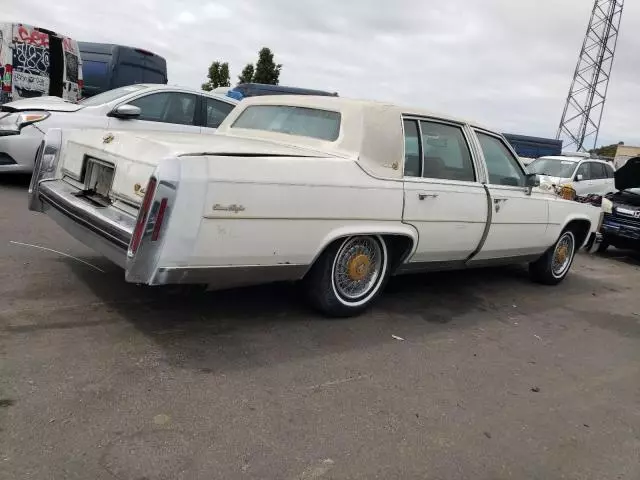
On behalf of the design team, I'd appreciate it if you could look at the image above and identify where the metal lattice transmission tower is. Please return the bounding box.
[557,0,624,152]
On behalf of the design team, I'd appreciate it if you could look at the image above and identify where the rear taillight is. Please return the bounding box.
[151,198,168,241]
[2,65,12,92]
[78,79,84,91]
[129,177,157,256]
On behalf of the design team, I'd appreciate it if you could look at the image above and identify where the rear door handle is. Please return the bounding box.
[418,192,439,200]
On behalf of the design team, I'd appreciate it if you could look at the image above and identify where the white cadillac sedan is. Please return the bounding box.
[0,84,237,173]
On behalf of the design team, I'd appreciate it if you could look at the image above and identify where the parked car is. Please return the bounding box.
[0,84,237,173]
[597,157,640,252]
[0,22,83,104]
[28,95,601,317]
[527,155,615,196]
[78,42,167,98]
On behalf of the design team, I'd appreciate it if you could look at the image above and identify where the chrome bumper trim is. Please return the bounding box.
[38,180,135,268]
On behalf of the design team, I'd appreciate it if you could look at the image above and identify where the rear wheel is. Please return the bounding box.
[305,235,389,317]
[529,230,577,285]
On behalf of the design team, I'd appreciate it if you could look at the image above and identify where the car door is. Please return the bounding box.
[588,162,610,195]
[108,91,202,133]
[200,96,236,134]
[472,130,549,260]
[402,118,488,264]
[572,161,592,196]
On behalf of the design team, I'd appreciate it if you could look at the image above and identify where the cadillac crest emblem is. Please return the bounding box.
[103,133,115,144]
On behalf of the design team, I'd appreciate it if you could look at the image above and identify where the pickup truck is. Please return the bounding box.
[29,95,602,317]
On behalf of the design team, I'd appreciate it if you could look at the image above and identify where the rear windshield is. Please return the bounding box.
[79,84,148,106]
[528,158,577,177]
[231,105,341,141]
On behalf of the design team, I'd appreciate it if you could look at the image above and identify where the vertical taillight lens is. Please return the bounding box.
[129,177,157,256]
[151,198,168,241]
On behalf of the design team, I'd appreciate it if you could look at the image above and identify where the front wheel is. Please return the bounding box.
[305,235,389,317]
[529,230,577,285]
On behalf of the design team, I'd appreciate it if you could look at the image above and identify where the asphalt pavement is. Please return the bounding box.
[1,174,640,480]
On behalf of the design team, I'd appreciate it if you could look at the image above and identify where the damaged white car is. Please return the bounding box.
[29,96,602,316]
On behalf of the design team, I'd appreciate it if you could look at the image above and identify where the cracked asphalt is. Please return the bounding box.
[1,174,640,480]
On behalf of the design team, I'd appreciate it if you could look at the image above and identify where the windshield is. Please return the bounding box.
[528,158,577,177]
[79,84,148,106]
[231,105,341,141]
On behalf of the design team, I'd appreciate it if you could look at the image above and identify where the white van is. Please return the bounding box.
[0,23,83,104]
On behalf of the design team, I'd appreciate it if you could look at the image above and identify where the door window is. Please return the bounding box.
[476,133,525,187]
[589,162,606,179]
[420,121,475,181]
[204,97,235,128]
[575,163,591,180]
[403,119,421,177]
[129,92,197,125]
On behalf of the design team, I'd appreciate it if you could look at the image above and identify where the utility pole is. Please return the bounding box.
[556,0,624,152]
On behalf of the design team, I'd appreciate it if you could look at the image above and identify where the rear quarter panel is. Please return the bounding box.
[171,155,406,268]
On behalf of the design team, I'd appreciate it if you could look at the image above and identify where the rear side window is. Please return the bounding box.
[204,97,235,128]
[477,132,526,187]
[420,121,475,182]
[232,105,341,141]
[403,119,421,177]
[604,163,615,178]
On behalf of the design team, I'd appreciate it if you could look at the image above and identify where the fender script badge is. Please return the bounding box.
[103,133,115,144]
[213,203,245,214]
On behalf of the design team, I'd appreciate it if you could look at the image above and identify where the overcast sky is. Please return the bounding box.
[6,0,640,147]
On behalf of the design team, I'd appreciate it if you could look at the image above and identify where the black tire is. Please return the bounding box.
[529,229,577,285]
[305,235,390,317]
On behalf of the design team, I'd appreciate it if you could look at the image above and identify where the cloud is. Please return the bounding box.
[4,0,639,147]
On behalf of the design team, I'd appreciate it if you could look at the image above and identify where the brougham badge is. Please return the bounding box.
[103,133,115,144]
[213,203,245,214]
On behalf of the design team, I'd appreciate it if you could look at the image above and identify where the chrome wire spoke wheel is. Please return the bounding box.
[331,236,386,305]
[551,231,575,278]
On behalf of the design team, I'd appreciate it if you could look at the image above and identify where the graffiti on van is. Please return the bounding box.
[16,25,49,48]
[13,71,49,95]
[14,43,49,77]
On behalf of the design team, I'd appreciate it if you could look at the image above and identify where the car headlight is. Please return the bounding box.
[601,198,613,214]
[0,111,50,134]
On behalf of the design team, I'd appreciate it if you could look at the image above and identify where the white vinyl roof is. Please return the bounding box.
[216,95,493,179]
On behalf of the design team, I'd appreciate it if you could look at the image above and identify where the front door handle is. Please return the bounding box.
[493,198,508,212]
[418,192,439,200]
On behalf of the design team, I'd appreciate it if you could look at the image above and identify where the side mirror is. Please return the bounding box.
[525,173,540,195]
[575,174,584,182]
[109,104,141,119]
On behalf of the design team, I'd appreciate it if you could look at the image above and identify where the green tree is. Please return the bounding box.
[253,47,282,85]
[237,63,255,84]
[201,61,230,91]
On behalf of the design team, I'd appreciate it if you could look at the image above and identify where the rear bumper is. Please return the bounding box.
[38,180,135,268]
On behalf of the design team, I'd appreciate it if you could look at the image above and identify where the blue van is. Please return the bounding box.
[78,42,167,98]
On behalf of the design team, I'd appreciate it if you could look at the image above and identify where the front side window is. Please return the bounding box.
[589,162,606,179]
[420,121,474,182]
[403,119,421,177]
[605,163,615,178]
[204,97,235,128]
[477,132,525,187]
[129,92,197,125]
[231,105,341,141]
[576,163,591,180]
